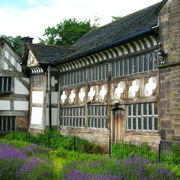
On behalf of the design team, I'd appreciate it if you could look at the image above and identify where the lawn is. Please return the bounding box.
[0,131,179,180]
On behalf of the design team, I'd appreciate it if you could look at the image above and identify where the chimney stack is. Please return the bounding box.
[21,36,33,57]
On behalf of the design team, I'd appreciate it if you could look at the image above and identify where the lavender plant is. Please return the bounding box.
[60,155,177,180]
[0,142,55,180]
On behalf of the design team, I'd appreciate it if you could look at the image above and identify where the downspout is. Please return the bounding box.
[48,65,52,129]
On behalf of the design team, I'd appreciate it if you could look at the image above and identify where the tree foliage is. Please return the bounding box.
[0,35,22,56]
[39,18,97,46]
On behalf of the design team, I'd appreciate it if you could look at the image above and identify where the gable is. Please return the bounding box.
[0,41,22,72]
[27,50,39,67]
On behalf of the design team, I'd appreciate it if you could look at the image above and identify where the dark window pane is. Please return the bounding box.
[133,118,136,130]
[144,54,148,71]
[94,118,97,128]
[138,104,141,116]
[128,105,131,116]
[129,58,133,75]
[83,118,85,127]
[99,65,102,79]
[106,64,108,79]
[12,117,15,131]
[124,60,128,75]
[91,118,93,127]
[149,103,152,115]
[139,55,143,72]
[102,118,104,128]
[105,119,107,128]
[128,118,131,129]
[138,118,141,130]
[143,104,147,115]
[97,119,99,128]
[149,117,152,130]
[133,104,136,116]
[76,118,78,127]
[154,53,158,69]
[133,57,138,73]
[116,62,120,77]
[149,53,153,71]
[143,117,147,130]
[154,118,158,130]
[120,60,123,76]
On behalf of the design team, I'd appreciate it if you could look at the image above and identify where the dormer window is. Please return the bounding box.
[0,77,12,95]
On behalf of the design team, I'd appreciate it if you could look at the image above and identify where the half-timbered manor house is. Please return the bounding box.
[1,0,180,148]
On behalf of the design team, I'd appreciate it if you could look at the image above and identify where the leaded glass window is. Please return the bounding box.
[111,52,157,78]
[127,103,158,131]
[88,105,107,129]
[61,69,86,86]
[60,107,85,128]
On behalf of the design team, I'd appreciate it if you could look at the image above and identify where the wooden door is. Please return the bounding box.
[114,109,124,143]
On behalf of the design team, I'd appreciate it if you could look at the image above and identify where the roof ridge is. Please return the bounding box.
[27,43,76,49]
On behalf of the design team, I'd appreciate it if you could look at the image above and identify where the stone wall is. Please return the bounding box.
[158,0,180,142]
[158,0,180,64]
[60,128,110,150]
[159,65,180,141]
[16,116,28,132]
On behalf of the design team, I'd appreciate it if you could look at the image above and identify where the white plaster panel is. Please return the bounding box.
[5,50,9,59]
[32,91,43,104]
[51,92,58,104]
[3,62,8,70]
[31,107,43,125]
[14,78,29,95]
[11,57,15,66]
[14,101,29,110]
[0,100,11,110]
[17,63,22,72]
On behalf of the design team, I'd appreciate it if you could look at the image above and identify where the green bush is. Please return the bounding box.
[111,142,158,161]
[3,130,105,154]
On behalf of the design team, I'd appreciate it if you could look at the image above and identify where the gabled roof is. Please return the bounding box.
[0,37,22,60]
[53,1,161,65]
[26,44,75,65]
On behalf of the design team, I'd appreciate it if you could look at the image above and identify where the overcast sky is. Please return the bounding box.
[0,0,161,43]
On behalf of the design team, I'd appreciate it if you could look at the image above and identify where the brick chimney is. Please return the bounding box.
[21,37,33,57]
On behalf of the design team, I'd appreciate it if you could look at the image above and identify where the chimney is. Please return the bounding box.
[21,36,33,57]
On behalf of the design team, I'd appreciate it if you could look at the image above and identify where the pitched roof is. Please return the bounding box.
[53,1,161,65]
[26,44,75,64]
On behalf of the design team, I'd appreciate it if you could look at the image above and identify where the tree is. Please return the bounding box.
[39,18,97,46]
[0,35,22,56]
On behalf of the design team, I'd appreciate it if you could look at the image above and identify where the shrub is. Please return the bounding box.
[0,142,55,180]
[60,155,177,180]
[4,130,105,154]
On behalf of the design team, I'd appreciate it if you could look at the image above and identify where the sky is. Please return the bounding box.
[0,0,161,43]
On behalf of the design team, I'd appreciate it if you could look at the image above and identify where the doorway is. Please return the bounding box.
[113,109,124,143]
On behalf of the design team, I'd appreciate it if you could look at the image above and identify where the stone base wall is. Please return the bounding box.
[60,127,110,151]
[125,131,161,146]
[16,116,28,132]
[160,65,180,141]
[29,128,45,135]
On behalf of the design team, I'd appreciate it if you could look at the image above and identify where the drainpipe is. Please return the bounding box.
[48,65,52,129]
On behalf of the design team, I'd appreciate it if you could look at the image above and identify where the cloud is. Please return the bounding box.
[0,0,161,43]
[25,0,37,5]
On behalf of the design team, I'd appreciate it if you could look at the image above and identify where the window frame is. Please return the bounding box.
[127,103,158,132]
[0,76,12,95]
